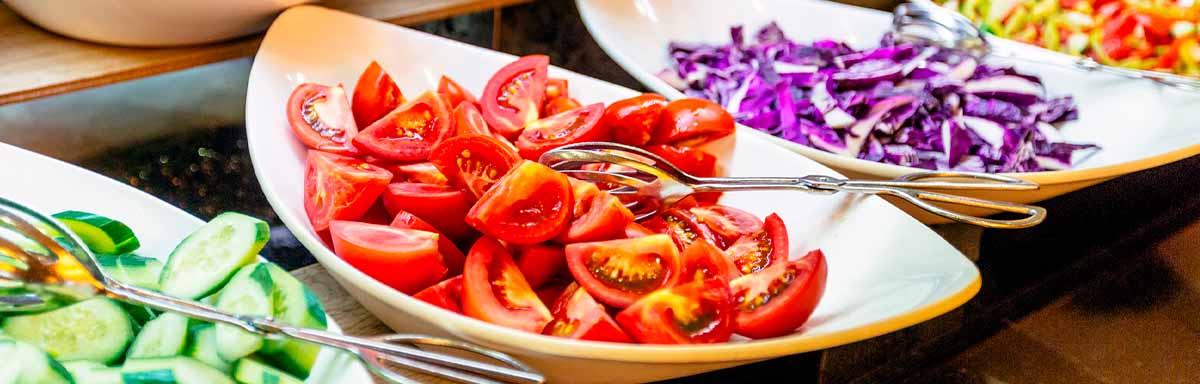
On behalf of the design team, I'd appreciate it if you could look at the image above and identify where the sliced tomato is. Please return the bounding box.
[453,102,492,137]
[429,134,521,198]
[304,151,392,231]
[680,240,738,283]
[329,221,447,294]
[288,83,359,155]
[438,75,478,109]
[352,61,404,128]
[381,183,475,241]
[516,103,608,161]
[480,55,549,138]
[557,178,633,243]
[391,210,466,274]
[652,98,736,147]
[462,237,553,332]
[353,91,452,162]
[515,244,566,289]
[466,161,572,245]
[358,200,395,226]
[543,96,582,116]
[725,213,788,275]
[384,162,448,185]
[646,144,718,178]
[413,276,464,313]
[564,234,682,308]
[615,278,735,344]
[624,222,656,238]
[602,93,667,146]
[688,205,763,245]
[543,284,632,343]
[731,249,827,339]
[536,283,570,308]
[661,208,723,251]
[544,78,568,100]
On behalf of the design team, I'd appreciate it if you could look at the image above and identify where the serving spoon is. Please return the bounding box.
[0,197,544,384]
[538,142,1047,229]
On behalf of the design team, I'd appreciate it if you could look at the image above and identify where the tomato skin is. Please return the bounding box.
[352,61,404,128]
[353,91,453,162]
[329,221,447,294]
[646,145,718,178]
[725,213,789,275]
[602,94,667,146]
[384,162,449,185]
[391,210,467,275]
[543,97,582,116]
[288,83,359,155]
[623,222,656,238]
[303,151,393,232]
[516,103,608,161]
[543,284,632,343]
[466,161,573,245]
[381,183,476,241]
[544,78,568,100]
[438,75,478,109]
[413,276,464,313]
[688,205,763,245]
[680,240,738,283]
[515,244,566,289]
[429,134,521,198]
[731,250,827,339]
[615,278,735,344]
[462,237,553,332]
[652,98,736,147]
[661,208,723,250]
[557,182,634,244]
[481,55,549,138]
[564,234,682,308]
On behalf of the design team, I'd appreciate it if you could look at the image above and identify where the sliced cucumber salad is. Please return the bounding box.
[1,211,325,384]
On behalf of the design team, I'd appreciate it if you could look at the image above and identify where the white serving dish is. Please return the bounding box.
[577,0,1200,222]
[245,6,981,383]
[0,141,373,383]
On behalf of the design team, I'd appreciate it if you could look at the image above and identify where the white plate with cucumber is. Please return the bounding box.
[0,141,372,384]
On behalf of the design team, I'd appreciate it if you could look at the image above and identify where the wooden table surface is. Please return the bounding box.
[0,0,529,106]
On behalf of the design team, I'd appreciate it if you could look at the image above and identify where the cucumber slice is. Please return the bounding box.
[159,212,269,300]
[0,339,74,384]
[53,210,140,255]
[63,361,121,384]
[258,263,327,378]
[1,298,133,364]
[233,357,305,384]
[122,304,159,326]
[122,357,234,384]
[128,312,189,358]
[97,254,165,291]
[183,322,232,373]
[215,263,274,361]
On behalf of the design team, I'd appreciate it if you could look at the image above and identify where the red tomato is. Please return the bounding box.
[725,213,788,275]
[543,284,632,343]
[288,83,359,155]
[413,276,464,313]
[329,221,447,294]
[536,283,570,308]
[564,234,682,308]
[352,61,404,128]
[515,244,566,289]
[357,201,395,226]
[381,183,475,241]
[602,94,667,146]
[661,208,723,251]
[353,91,452,162]
[466,161,573,245]
[543,97,582,116]
[391,210,466,275]
[462,237,553,332]
[544,78,568,100]
[624,222,656,238]
[731,249,827,339]
[558,178,634,243]
[303,151,392,231]
[645,144,718,177]
[452,102,492,137]
[516,103,608,161]
[688,205,763,245]
[481,55,549,138]
[438,75,478,109]
[652,98,735,146]
[680,240,738,283]
[384,162,448,185]
[615,278,735,344]
[429,134,521,198]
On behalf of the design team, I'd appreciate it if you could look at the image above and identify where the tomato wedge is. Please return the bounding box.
[329,221,447,294]
[536,283,570,308]
[615,278,735,344]
[557,178,634,244]
[413,276,464,313]
[452,102,492,137]
[462,237,553,332]
[602,93,667,146]
[381,183,475,241]
[680,240,738,283]
[429,134,521,198]
[515,244,566,289]
[352,61,404,128]
[480,55,549,138]
[391,210,466,274]
[544,78,568,100]
[384,162,448,185]
[516,103,608,160]
[353,91,452,162]
[288,83,359,155]
[661,208,723,251]
[646,144,718,178]
[438,75,478,109]
[725,213,788,275]
[303,151,393,231]
[624,222,656,238]
[564,234,682,308]
[652,98,735,146]
[466,161,572,245]
[543,284,632,343]
[688,205,763,245]
[543,97,581,116]
[731,250,827,339]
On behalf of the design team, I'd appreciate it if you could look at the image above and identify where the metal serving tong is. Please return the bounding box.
[894,0,1200,91]
[0,197,544,384]
[538,142,1046,229]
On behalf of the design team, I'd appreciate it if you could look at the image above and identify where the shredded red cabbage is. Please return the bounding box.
[660,23,1098,172]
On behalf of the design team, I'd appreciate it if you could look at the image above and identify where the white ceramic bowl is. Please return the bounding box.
[577,0,1200,222]
[0,142,373,383]
[4,0,310,46]
[246,6,980,383]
